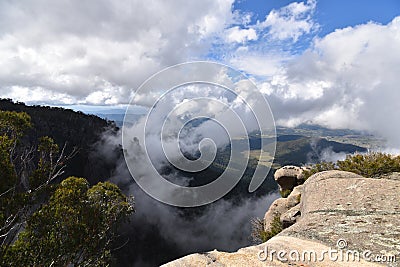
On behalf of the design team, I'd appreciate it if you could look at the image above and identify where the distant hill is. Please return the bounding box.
[95,113,125,127]
[0,99,369,184]
[0,99,119,184]
[95,113,145,127]
[276,123,365,137]
[272,136,367,166]
[276,123,384,150]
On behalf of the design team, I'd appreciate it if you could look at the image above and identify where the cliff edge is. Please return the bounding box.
[162,170,400,266]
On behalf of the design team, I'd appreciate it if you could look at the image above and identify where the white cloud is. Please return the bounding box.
[264,16,400,147]
[230,54,289,77]
[259,0,317,42]
[2,0,400,149]
[0,0,235,105]
[0,0,318,106]
[224,1,318,79]
[225,26,257,43]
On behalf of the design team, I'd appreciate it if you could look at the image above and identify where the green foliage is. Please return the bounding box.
[0,98,118,183]
[3,177,134,266]
[0,111,31,190]
[0,136,17,194]
[337,152,400,177]
[303,152,400,180]
[0,108,134,266]
[296,193,301,203]
[29,136,60,189]
[303,161,337,180]
[251,215,283,243]
[264,216,283,241]
[280,189,292,198]
[0,110,31,140]
[0,111,32,237]
[0,113,72,247]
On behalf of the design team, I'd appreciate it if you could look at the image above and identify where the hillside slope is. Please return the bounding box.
[0,99,118,183]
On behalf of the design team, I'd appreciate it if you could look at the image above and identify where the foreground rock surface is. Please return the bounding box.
[163,171,400,267]
[163,236,382,267]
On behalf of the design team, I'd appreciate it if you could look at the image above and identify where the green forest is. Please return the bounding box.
[0,100,134,266]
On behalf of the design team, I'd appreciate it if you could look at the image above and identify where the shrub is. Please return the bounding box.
[303,152,400,180]
[280,189,292,198]
[303,161,337,180]
[337,152,400,177]
[251,215,283,243]
[3,177,134,266]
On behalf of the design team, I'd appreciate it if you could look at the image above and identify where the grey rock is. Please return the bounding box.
[280,204,301,228]
[274,165,309,191]
[264,185,303,231]
[162,236,383,267]
[163,170,400,267]
[284,170,400,266]
[286,184,303,207]
[378,172,400,181]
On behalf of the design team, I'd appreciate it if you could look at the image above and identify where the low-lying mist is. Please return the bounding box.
[96,129,279,267]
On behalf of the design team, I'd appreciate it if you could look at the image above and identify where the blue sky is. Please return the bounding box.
[223,0,400,63]
[1,0,400,145]
[228,0,400,57]
[315,0,400,34]
[233,0,400,36]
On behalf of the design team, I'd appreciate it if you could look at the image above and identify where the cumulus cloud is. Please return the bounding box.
[262,16,400,147]
[258,0,317,42]
[3,0,400,149]
[0,0,235,105]
[230,53,291,77]
[222,1,318,78]
[225,26,257,43]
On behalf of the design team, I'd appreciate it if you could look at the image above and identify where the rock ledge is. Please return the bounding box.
[162,171,400,267]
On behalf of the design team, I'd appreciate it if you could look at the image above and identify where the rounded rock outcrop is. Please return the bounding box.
[274,165,309,191]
